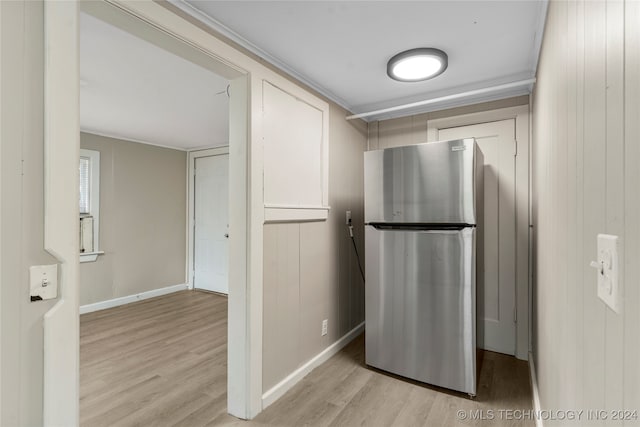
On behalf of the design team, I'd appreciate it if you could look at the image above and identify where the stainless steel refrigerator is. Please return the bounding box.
[364,138,483,396]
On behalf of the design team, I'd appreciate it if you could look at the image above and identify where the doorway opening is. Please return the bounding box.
[77,0,247,422]
[189,148,230,295]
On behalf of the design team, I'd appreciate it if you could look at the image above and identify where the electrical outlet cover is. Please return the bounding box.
[595,234,621,313]
[29,264,58,301]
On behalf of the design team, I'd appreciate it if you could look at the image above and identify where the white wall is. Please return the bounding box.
[532,0,640,423]
[0,2,61,425]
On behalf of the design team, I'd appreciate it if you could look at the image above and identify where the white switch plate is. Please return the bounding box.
[321,319,328,336]
[345,210,352,225]
[30,264,58,301]
[594,234,621,313]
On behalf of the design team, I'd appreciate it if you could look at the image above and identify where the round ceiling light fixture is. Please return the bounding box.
[387,48,448,82]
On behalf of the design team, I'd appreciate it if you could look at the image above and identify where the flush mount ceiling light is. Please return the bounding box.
[387,48,448,82]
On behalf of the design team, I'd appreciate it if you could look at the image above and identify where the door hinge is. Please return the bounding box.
[514,139,518,157]
[514,307,517,323]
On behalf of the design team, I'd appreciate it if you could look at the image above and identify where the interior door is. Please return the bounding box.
[438,119,516,355]
[194,154,229,294]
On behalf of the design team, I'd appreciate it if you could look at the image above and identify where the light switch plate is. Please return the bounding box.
[595,234,621,313]
[29,264,58,301]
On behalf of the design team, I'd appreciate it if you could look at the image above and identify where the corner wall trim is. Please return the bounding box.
[528,351,544,427]
[262,321,365,409]
[79,283,188,314]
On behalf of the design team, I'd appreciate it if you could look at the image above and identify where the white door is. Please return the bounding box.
[438,119,516,355]
[194,154,229,294]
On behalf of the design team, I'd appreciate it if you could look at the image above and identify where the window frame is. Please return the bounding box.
[79,148,102,262]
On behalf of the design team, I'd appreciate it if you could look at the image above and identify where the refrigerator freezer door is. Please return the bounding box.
[365,226,476,395]
[365,139,478,225]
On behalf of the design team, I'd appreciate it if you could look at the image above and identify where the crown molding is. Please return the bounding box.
[166,0,354,112]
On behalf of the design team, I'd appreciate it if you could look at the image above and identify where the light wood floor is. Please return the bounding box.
[81,291,533,426]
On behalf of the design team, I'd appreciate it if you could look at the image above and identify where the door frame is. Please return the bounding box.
[43,0,263,424]
[187,147,230,291]
[426,104,531,361]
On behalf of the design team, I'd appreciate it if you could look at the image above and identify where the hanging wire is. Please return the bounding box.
[348,224,365,283]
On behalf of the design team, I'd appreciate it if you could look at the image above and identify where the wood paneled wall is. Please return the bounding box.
[532,0,640,422]
[262,104,367,392]
[368,96,529,151]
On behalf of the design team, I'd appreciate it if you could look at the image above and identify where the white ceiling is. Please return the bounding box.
[80,12,230,150]
[175,0,547,120]
[80,1,547,149]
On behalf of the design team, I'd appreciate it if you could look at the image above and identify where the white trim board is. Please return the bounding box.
[81,128,189,151]
[81,128,229,152]
[528,352,544,427]
[262,321,365,409]
[43,1,81,424]
[79,283,188,314]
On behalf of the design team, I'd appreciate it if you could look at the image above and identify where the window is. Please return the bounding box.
[79,149,102,262]
[79,156,91,214]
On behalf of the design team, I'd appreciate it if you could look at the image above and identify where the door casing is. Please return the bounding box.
[439,119,517,356]
[43,1,259,424]
[427,104,531,361]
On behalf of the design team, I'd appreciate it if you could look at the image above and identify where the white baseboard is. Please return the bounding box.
[528,351,544,427]
[79,283,188,314]
[262,321,365,409]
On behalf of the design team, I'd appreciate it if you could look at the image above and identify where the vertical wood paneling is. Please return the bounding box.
[262,223,300,391]
[1,2,61,424]
[377,116,414,149]
[299,221,330,362]
[533,0,640,423]
[533,0,555,407]
[604,1,625,424]
[574,0,587,410]
[582,0,608,414]
[262,104,366,393]
[565,0,580,410]
[554,1,571,412]
[623,0,640,424]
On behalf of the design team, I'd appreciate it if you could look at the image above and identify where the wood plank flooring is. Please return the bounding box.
[81,291,533,427]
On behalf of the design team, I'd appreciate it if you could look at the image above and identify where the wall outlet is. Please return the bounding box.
[345,210,352,225]
[321,319,328,336]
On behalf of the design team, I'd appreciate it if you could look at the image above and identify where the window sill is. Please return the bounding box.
[80,251,104,263]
